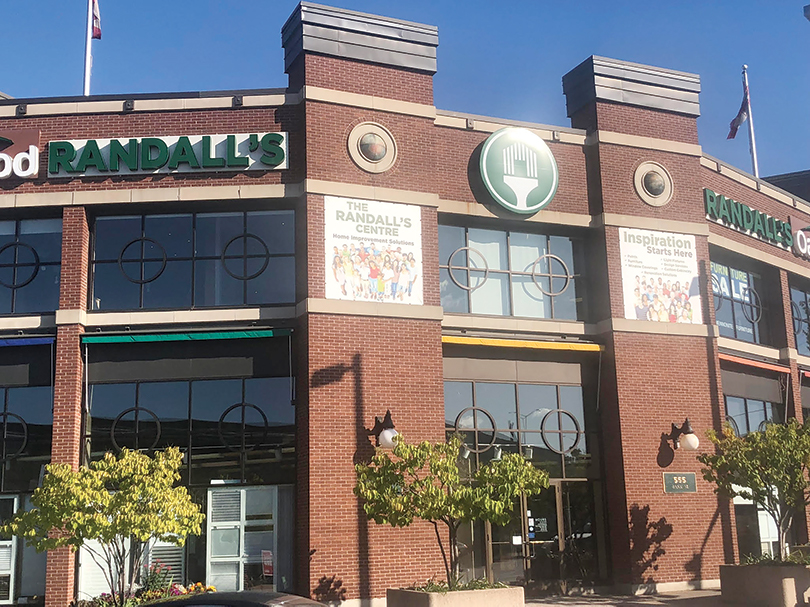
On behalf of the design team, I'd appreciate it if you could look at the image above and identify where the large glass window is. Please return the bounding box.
[0,219,61,315]
[724,395,784,435]
[439,225,584,320]
[88,376,294,485]
[91,211,294,310]
[711,260,767,344]
[444,380,594,479]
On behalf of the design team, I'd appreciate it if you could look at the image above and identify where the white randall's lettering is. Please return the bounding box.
[0,146,39,179]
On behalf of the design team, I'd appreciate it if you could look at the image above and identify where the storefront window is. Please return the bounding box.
[439,225,584,320]
[724,396,784,435]
[444,380,594,480]
[91,211,294,310]
[711,260,767,344]
[0,219,61,315]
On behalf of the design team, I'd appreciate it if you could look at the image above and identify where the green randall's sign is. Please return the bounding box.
[704,188,793,248]
[47,133,287,177]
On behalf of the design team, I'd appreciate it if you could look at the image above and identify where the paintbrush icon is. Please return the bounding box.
[502,141,539,210]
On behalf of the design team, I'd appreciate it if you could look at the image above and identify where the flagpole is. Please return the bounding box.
[82,0,93,96]
[742,64,759,178]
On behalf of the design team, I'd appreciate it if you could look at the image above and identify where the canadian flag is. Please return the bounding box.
[92,0,101,40]
[727,80,749,140]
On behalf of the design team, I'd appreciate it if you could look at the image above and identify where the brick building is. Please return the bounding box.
[0,2,808,605]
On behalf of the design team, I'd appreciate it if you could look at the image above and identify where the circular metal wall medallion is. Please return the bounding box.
[347,122,397,173]
[634,161,674,207]
[478,128,559,215]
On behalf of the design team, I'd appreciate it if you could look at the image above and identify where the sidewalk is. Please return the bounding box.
[526,590,723,606]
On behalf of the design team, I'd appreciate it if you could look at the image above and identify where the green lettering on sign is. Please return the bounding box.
[260,133,285,167]
[704,188,718,218]
[226,135,249,168]
[201,136,225,169]
[48,141,77,174]
[109,139,138,171]
[75,140,108,173]
[168,136,200,170]
[141,138,169,170]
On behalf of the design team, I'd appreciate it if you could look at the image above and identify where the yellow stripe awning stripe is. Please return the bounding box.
[441,335,603,352]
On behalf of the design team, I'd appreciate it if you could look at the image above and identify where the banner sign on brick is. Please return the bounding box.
[324,196,422,305]
[47,132,287,177]
[619,227,703,324]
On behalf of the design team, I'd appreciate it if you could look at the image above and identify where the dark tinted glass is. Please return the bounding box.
[144,214,193,259]
[95,217,141,261]
[248,211,294,255]
[92,263,140,310]
[246,257,295,305]
[14,265,60,314]
[89,383,137,455]
[142,260,193,309]
[20,219,62,263]
[194,260,243,307]
[139,381,189,450]
[195,213,242,257]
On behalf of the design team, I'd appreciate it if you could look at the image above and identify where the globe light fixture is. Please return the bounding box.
[666,418,699,451]
[371,410,398,448]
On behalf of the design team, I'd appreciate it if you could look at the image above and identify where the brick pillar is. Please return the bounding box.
[45,207,89,607]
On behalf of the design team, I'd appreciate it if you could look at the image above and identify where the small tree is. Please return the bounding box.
[354,434,549,587]
[698,420,810,560]
[1,447,204,607]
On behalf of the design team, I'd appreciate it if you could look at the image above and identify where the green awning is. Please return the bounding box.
[81,329,291,344]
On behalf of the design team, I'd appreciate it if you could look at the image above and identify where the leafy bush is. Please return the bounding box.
[141,561,174,593]
[408,577,508,593]
[741,552,810,566]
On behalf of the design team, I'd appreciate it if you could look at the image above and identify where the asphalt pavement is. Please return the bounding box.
[525,590,724,606]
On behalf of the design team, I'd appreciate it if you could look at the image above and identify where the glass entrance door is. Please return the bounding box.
[0,497,18,603]
[488,481,606,595]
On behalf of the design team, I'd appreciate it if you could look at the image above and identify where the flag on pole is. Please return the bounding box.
[727,78,749,140]
[92,0,101,40]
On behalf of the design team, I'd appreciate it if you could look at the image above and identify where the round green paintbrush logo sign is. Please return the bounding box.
[479,128,559,214]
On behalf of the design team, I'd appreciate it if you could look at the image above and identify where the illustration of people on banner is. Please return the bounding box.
[619,227,703,324]
[324,196,423,305]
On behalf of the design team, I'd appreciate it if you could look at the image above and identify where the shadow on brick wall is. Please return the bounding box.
[629,503,673,584]
[313,575,348,603]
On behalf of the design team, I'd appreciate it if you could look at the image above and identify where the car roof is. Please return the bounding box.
[144,591,325,607]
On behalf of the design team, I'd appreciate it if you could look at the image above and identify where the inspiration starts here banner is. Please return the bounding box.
[619,227,703,324]
[324,196,423,306]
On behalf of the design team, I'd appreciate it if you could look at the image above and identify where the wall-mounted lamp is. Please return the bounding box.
[666,418,699,451]
[371,410,398,449]
[460,444,471,459]
[492,445,503,461]
[523,446,534,460]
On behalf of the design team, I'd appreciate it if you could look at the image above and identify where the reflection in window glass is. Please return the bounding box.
[92,211,294,311]
[791,284,810,356]
[724,395,783,436]
[439,225,584,321]
[711,260,766,344]
[444,381,592,480]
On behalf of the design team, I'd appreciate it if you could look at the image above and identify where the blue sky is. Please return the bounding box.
[3,1,808,177]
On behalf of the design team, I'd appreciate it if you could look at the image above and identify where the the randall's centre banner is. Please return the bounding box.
[619,227,702,324]
[324,196,422,305]
[47,132,287,177]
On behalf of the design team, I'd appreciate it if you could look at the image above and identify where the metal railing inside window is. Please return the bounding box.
[711,260,765,344]
[438,225,583,320]
[91,211,294,311]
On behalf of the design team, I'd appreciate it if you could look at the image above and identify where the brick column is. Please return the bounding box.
[45,207,89,607]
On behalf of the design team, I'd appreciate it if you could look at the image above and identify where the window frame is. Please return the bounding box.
[711,259,767,344]
[89,209,295,312]
[438,222,585,321]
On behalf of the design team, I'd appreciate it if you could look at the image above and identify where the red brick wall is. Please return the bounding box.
[303,313,444,600]
[591,102,699,144]
[288,54,434,105]
[58,207,89,310]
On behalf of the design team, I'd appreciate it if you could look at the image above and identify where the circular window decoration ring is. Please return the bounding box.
[347,122,397,174]
[711,274,724,312]
[218,403,269,453]
[221,233,270,281]
[117,238,167,284]
[741,287,763,324]
[792,301,805,337]
[110,407,161,452]
[0,242,40,289]
[539,408,582,455]
[0,412,28,459]
[530,254,572,297]
[633,161,674,207]
[447,246,489,292]
[454,406,497,454]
